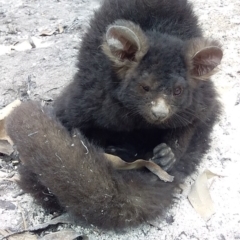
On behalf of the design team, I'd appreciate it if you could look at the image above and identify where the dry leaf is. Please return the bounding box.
[0,99,21,142]
[0,140,14,155]
[0,229,12,237]
[0,100,21,155]
[30,37,53,49]
[28,36,36,48]
[105,153,174,182]
[39,29,56,36]
[40,95,53,102]
[8,232,37,240]
[0,174,20,183]
[0,100,21,121]
[12,41,32,51]
[39,230,83,240]
[188,169,222,221]
[0,37,52,54]
[58,25,64,34]
[28,214,72,231]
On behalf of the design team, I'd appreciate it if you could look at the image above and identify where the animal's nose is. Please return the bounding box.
[151,99,169,120]
[151,109,168,119]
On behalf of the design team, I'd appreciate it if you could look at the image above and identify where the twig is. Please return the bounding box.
[80,140,89,154]
[18,203,27,230]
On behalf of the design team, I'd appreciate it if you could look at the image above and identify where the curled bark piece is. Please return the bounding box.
[0,99,22,143]
[0,100,22,155]
[105,153,174,182]
[188,169,222,221]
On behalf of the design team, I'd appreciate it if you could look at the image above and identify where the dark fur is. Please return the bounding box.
[7,0,222,231]
[6,101,176,230]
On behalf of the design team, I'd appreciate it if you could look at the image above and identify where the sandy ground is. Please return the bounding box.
[0,0,240,239]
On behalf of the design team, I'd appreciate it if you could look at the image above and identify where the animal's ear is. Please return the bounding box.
[106,25,140,61]
[186,38,223,80]
[102,20,148,76]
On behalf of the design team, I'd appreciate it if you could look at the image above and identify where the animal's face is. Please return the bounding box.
[102,20,223,125]
[115,42,192,124]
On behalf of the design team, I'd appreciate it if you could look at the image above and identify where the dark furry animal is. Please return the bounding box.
[7,0,223,231]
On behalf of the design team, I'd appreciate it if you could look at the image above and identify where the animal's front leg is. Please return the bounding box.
[151,143,176,171]
[151,125,196,171]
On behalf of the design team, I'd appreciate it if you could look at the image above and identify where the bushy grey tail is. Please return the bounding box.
[6,101,176,230]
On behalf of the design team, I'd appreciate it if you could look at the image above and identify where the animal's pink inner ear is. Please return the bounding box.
[191,47,223,77]
[106,26,140,61]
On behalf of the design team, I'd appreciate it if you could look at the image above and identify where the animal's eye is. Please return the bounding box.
[173,86,183,96]
[141,85,150,92]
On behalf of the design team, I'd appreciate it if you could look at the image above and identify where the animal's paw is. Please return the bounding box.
[151,143,176,171]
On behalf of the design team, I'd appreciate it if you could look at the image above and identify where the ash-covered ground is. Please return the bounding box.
[0,0,239,239]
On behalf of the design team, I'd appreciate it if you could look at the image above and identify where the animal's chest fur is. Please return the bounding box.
[82,127,171,161]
